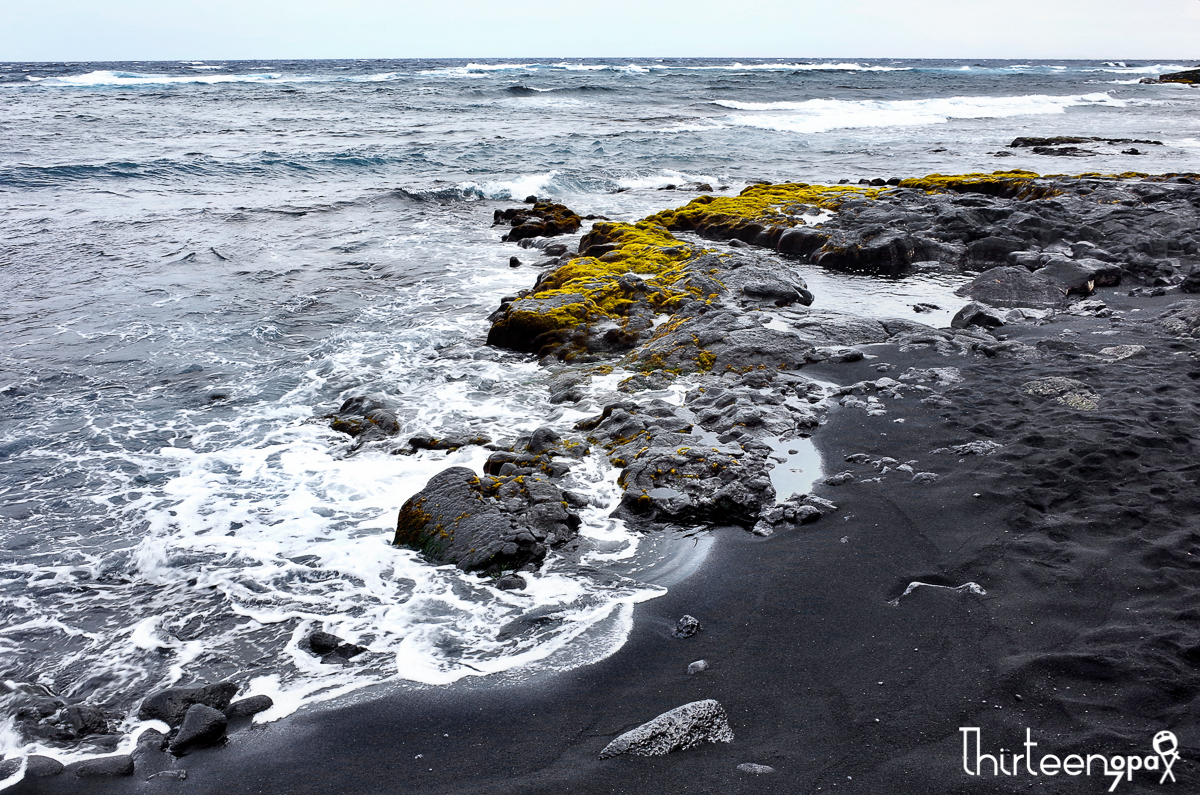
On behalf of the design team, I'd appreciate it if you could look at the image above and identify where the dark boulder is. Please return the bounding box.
[69,755,135,778]
[407,432,492,452]
[776,226,829,257]
[302,630,366,663]
[26,756,65,778]
[811,230,935,275]
[0,755,65,779]
[63,705,108,737]
[952,302,1006,330]
[1148,69,1200,84]
[1180,271,1200,293]
[966,236,1028,267]
[955,266,1067,308]
[137,682,238,728]
[168,704,227,753]
[393,466,579,574]
[226,695,274,720]
[495,574,527,591]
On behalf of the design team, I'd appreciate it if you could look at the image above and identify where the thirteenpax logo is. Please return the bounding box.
[960,727,1180,792]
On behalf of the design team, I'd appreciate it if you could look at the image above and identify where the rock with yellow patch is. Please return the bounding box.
[394,466,580,574]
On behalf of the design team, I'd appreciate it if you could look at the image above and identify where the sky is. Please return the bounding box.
[3,0,1199,62]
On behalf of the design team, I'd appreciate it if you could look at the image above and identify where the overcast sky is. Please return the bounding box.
[3,0,1199,62]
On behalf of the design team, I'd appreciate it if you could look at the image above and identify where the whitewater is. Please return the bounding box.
[0,57,1196,779]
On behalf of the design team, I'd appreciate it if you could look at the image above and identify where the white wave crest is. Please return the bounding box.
[716,92,1125,134]
[457,170,561,200]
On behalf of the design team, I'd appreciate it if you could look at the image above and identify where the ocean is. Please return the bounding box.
[1,57,1196,773]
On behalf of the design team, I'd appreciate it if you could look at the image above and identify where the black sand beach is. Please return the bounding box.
[14,287,1200,794]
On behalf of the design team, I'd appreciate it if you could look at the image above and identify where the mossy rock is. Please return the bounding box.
[897,170,1062,200]
[494,202,583,242]
[487,222,711,358]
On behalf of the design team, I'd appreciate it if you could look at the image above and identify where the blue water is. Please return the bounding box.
[1,57,1197,772]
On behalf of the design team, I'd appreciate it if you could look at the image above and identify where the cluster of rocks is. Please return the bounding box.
[822,452,940,488]
[493,201,587,242]
[665,175,1200,286]
[396,178,1188,569]
[0,680,272,782]
[1005,136,1162,158]
[323,393,492,455]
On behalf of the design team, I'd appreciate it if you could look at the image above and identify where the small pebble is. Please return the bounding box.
[737,763,776,774]
[687,660,709,675]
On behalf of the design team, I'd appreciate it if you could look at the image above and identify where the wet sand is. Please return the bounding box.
[15,291,1200,795]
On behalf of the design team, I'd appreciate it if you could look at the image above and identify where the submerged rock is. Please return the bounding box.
[599,699,734,758]
[325,394,400,444]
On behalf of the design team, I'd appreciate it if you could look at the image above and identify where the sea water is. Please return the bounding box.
[1,57,1196,771]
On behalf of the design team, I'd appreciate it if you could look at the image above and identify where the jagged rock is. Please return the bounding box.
[138,682,238,728]
[1154,300,1200,337]
[753,493,824,535]
[599,700,734,758]
[303,630,365,662]
[493,202,582,242]
[393,466,579,574]
[672,615,702,638]
[168,704,227,753]
[1022,377,1100,411]
[326,394,400,440]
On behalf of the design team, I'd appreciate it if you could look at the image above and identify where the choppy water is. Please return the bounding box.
[1,57,1197,773]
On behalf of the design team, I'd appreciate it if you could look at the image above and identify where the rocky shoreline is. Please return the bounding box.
[383,170,1200,577]
[6,170,1200,791]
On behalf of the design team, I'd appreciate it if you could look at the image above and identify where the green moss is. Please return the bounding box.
[393,497,434,550]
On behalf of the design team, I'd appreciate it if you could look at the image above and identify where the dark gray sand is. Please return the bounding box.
[14,291,1200,795]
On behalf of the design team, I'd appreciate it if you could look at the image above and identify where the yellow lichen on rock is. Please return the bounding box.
[647,182,882,232]
[898,170,1062,199]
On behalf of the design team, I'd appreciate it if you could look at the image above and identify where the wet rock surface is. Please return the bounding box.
[393,439,584,574]
[137,682,238,728]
